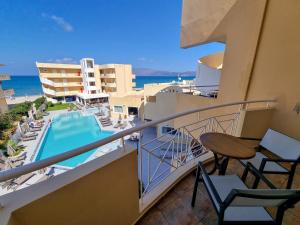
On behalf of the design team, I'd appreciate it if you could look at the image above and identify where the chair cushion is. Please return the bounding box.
[241,152,288,173]
[205,175,273,222]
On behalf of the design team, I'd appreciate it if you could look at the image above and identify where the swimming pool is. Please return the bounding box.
[35,112,114,167]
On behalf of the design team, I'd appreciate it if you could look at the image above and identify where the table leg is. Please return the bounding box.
[219,157,229,175]
[205,153,219,175]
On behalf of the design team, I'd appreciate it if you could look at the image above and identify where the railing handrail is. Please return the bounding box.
[0,99,275,182]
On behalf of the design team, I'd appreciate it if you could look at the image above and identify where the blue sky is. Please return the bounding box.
[0,0,225,75]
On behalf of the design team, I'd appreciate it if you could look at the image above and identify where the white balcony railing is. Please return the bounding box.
[40,77,55,86]
[100,73,116,79]
[42,86,56,96]
[0,99,276,220]
[102,82,117,88]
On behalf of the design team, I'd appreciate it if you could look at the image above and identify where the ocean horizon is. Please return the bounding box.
[2,75,195,97]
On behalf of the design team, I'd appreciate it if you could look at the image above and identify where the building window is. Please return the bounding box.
[89,82,95,86]
[91,90,96,94]
[87,61,93,68]
[88,73,94,77]
[162,126,177,135]
[114,105,123,113]
[146,96,156,103]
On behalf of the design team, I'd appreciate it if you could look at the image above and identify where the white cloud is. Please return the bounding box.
[137,57,147,61]
[137,57,154,63]
[47,58,77,64]
[42,13,74,32]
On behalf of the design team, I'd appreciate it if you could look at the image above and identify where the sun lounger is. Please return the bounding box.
[9,173,35,189]
[21,132,38,138]
[29,126,41,131]
[12,160,24,167]
[9,152,27,163]
[120,122,128,129]
[21,136,36,142]
[113,122,122,128]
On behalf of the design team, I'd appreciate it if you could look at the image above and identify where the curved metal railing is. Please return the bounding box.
[0,99,275,183]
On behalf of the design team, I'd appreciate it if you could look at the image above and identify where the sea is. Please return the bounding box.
[2,75,195,97]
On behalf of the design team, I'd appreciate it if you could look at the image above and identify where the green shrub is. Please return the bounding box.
[0,113,13,131]
[10,101,32,118]
[33,96,46,109]
[47,102,54,107]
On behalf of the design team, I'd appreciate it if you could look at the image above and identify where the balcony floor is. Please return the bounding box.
[137,156,300,225]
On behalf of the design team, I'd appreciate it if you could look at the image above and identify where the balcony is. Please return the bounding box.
[100,73,116,79]
[0,74,10,81]
[40,73,82,78]
[102,82,117,88]
[138,158,300,225]
[42,86,79,97]
[0,89,14,98]
[0,99,284,225]
[40,78,83,88]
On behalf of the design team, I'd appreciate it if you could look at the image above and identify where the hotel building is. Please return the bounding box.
[36,58,135,105]
[0,65,14,113]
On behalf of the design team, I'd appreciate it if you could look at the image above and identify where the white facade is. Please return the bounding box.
[193,52,223,95]
[80,58,98,95]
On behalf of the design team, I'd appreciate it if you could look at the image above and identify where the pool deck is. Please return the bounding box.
[0,108,142,196]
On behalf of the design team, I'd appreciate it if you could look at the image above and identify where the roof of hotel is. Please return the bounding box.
[36,62,81,69]
[36,62,132,69]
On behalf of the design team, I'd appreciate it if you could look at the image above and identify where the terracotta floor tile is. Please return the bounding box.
[137,160,300,225]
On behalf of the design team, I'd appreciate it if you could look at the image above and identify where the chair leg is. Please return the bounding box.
[241,166,249,182]
[219,157,229,175]
[252,176,260,189]
[286,164,297,189]
[191,163,201,207]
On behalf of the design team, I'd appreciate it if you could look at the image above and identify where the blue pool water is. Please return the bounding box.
[35,112,113,167]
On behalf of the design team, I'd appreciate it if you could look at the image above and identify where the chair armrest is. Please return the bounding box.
[246,162,277,189]
[263,158,300,163]
[198,162,223,205]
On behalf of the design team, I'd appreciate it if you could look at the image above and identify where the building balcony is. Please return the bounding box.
[54,82,83,87]
[100,73,116,79]
[40,72,82,78]
[85,76,96,82]
[0,74,10,81]
[0,89,14,98]
[101,82,117,88]
[40,78,83,88]
[42,86,79,97]
[0,99,286,225]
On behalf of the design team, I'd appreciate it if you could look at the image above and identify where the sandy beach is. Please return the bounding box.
[6,95,43,105]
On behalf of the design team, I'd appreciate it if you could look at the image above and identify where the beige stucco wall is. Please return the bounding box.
[9,150,139,225]
[109,93,144,119]
[244,0,300,139]
[236,108,274,139]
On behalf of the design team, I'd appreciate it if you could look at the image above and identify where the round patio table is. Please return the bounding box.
[200,132,256,175]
